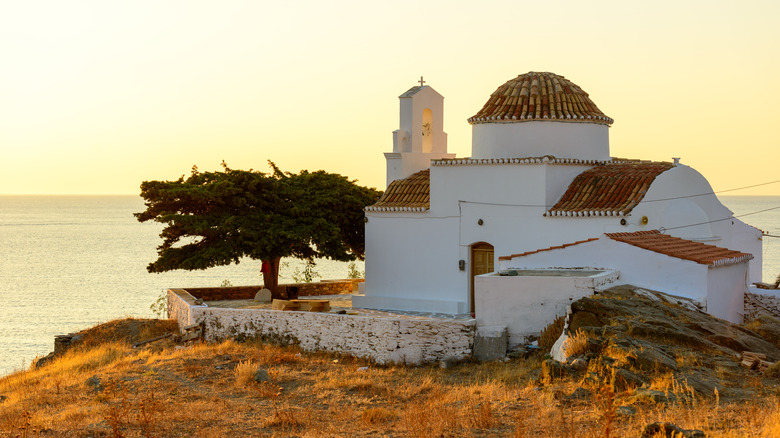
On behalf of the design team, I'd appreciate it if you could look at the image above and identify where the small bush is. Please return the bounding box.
[562,329,589,358]
[234,360,258,386]
[346,262,365,279]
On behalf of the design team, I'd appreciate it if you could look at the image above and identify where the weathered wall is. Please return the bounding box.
[185,279,363,301]
[475,270,619,346]
[169,289,474,365]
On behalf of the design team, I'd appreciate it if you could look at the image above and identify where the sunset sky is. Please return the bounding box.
[1,0,778,195]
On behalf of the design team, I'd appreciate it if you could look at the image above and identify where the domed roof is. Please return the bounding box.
[468,72,613,125]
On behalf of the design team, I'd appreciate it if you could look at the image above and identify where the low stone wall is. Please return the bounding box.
[185,279,364,301]
[168,288,474,365]
[745,289,780,320]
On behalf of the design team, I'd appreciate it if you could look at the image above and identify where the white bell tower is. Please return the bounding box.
[384,77,454,187]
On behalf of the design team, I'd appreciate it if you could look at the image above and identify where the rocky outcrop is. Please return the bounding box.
[548,285,780,400]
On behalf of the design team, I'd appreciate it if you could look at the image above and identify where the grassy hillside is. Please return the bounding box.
[1,317,780,437]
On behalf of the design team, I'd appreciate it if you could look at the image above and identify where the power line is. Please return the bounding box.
[717,179,780,194]
[660,205,780,232]
[457,178,780,209]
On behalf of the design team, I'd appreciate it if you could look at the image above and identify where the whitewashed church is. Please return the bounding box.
[353,72,762,332]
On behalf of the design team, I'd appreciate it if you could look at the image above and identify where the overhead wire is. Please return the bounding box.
[457,178,780,209]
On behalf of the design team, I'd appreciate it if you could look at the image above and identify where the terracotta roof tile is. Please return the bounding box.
[366,169,430,212]
[546,162,675,217]
[468,72,613,125]
[605,230,754,267]
[498,238,600,261]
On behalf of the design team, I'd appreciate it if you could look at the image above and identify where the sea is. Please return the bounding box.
[1,195,779,377]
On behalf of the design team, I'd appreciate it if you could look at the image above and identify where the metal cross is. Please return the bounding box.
[419,76,425,87]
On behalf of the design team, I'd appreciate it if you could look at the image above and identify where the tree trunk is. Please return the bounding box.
[262,257,283,299]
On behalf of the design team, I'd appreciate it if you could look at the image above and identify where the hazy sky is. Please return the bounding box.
[1,0,778,195]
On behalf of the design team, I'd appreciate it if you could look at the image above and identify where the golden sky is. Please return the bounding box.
[1,0,778,195]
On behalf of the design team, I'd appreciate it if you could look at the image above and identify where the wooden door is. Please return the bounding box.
[470,243,494,313]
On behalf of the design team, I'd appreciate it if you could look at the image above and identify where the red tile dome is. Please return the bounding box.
[468,72,613,125]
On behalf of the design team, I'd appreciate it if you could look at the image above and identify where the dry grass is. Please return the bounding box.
[563,329,590,358]
[539,315,565,350]
[2,317,780,437]
[233,360,258,386]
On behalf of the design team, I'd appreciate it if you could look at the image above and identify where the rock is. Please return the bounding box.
[253,368,269,383]
[630,388,674,405]
[473,326,507,361]
[568,310,603,332]
[541,359,578,382]
[613,367,648,391]
[566,386,591,400]
[569,357,588,371]
[254,288,272,303]
[33,352,55,368]
[746,315,780,348]
[439,358,458,369]
[85,375,102,393]
[640,422,706,438]
[507,344,538,359]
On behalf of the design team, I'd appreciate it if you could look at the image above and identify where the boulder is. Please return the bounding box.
[254,288,272,303]
[641,422,706,438]
[253,368,270,383]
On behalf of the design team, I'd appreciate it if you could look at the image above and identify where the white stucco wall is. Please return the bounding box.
[359,215,467,313]
[627,163,763,283]
[475,270,619,346]
[168,289,475,365]
[386,86,454,185]
[497,238,710,303]
[630,165,731,240]
[471,122,610,161]
[729,220,764,283]
[398,87,448,155]
[364,161,761,316]
[706,263,748,323]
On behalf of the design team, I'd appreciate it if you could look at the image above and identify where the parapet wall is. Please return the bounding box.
[168,289,474,365]
[184,279,363,301]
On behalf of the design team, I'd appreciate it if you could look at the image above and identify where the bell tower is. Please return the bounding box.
[385,77,454,187]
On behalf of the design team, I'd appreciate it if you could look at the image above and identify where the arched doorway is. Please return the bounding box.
[470,242,494,313]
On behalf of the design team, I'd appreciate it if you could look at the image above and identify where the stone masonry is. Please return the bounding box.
[168,289,475,365]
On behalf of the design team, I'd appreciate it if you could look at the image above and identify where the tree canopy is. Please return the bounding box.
[135,162,381,296]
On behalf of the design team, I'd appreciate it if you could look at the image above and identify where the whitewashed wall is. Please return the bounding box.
[498,238,709,302]
[169,289,475,365]
[359,215,466,313]
[497,237,750,324]
[707,263,748,323]
[475,270,619,346]
[471,121,610,161]
[363,162,760,316]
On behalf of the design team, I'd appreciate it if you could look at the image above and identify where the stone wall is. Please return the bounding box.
[185,279,364,301]
[168,288,474,365]
[745,290,780,320]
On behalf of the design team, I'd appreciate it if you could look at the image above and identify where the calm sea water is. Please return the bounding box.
[0,195,363,376]
[1,195,778,376]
